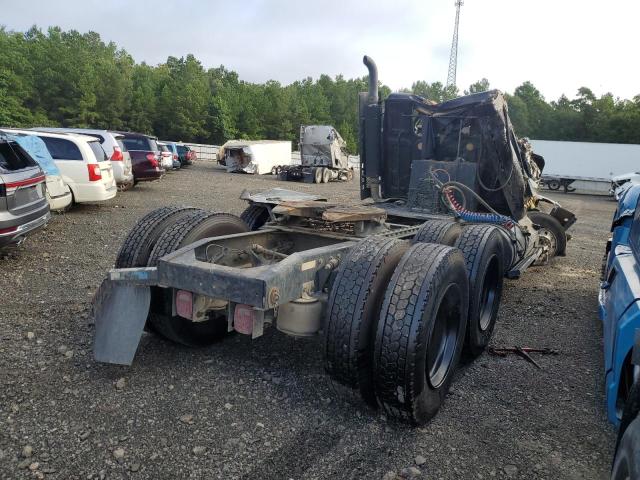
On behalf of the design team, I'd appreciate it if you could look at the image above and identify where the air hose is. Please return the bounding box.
[442,187,515,228]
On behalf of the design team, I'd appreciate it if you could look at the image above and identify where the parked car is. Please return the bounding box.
[600,183,640,476]
[159,141,181,169]
[11,130,117,204]
[34,128,134,190]
[3,132,72,211]
[114,132,164,183]
[0,133,50,249]
[157,142,176,170]
[175,144,196,166]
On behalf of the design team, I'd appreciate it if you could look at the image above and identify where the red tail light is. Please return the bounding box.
[0,225,18,235]
[87,164,102,181]
[0,175,46,196]
[186,151,193,160]
[146,153,159,167]
[111,146,123,161]
[173,154,178,160]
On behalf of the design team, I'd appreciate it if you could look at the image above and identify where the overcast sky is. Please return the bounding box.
[2,0,638,100]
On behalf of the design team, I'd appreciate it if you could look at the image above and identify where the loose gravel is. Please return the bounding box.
[0,163,616,479]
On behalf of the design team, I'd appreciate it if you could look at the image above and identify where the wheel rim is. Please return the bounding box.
[479,255,500,331]
[314,168,322,183]
[539,227,558,257]
[426,283,462,388]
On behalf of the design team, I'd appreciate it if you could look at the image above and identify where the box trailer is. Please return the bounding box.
[220,140,292,175]
[530,140,640,195]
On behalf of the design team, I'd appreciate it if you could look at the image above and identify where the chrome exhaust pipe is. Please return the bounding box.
[363,55,378,104]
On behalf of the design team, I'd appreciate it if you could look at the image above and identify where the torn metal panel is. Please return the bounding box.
[299,125,350,169]
[367,90,550,220]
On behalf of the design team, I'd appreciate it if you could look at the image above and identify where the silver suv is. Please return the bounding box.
[0,134,50,249]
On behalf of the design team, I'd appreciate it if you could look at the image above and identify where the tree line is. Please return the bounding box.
[1,26,639,153]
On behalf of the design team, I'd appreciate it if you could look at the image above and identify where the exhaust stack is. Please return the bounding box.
[363,55,378,104]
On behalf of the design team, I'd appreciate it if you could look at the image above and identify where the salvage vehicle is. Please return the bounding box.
[219,140,292,175]
[160,141,182,169]
[92,56,576,425]
[2,132,72,211]
[157,142,177,170]
[117,131,165,183]
[0,133,50,249]
[4,130,117,204]
[176,144,196,166]
[610,172,640,199]
[599,183,640,476]
[35,128,135,190]
[277,125,354,183]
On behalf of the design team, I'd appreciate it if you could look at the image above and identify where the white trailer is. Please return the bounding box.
[530,139,640,195]
[221,140,292,175]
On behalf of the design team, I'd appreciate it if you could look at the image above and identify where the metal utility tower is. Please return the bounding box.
[446,0,463,88]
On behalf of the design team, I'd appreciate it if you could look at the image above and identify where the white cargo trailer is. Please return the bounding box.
[221,140,292,175]
[530,140,640,195]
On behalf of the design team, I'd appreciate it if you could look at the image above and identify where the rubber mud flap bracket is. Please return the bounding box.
[93,279,151,365]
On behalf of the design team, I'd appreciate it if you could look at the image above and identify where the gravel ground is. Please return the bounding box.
[0,163,617,479]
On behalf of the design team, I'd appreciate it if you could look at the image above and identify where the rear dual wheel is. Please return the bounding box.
[373,243,469,425]
[115,206,203,268]
[314,167,323,184]
[324,236,409,405]
[313,167,331,183]
[146,211,248,346]
[115,206,247,347]
[413,219,462,246]
[454,225,505,357]
[413,221,507,357]
[325,239,470,425]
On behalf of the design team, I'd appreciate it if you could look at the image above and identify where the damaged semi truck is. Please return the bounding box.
[276,125,354,183]
[92,56,576,425]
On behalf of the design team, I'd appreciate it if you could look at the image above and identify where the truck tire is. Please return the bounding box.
[115,206,203,268]
[547,179,561,190]
[314,167,322,184]
[528,211,567,257]
[322,168,331,183]
[454,225,505,357]
[146,211,248,346]
[347,169,354,182]
[240,204,270,231]
[612,414,640,480]
[373,243,469,425]
[324,237,409,406]
[617,381,640,449]
[413,219,462,246]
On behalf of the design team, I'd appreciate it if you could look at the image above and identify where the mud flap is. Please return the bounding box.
[92,279,151,365]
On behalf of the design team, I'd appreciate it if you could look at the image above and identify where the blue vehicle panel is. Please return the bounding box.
[5,133,61,176]
[600,184,640,425]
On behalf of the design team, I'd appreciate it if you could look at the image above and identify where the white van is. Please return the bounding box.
[34,128,134,189]
[28,131,116,203]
